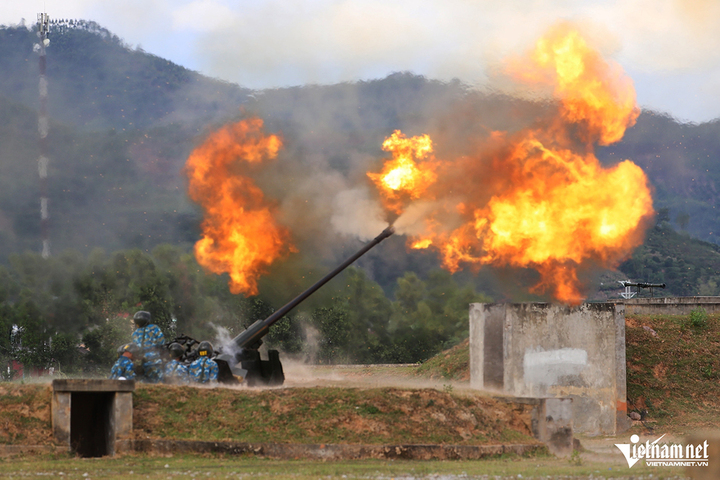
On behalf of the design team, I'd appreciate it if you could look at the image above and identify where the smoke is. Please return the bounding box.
[330,187,388,241]
[208,322,238,356]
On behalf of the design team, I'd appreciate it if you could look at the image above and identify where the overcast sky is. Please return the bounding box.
[3,0,720,123]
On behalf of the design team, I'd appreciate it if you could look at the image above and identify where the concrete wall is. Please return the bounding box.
[469,302,629,436]
[52,379,135,457]
[623,296,720,315]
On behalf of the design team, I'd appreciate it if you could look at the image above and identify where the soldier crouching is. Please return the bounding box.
[164,342,190,384]
[131,310,165,383]
[189,341,218,384]
[110,343,138,380]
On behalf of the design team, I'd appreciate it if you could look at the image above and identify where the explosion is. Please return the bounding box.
[185,118,292,296]
[369,24,654,304]
[367,131,438,214]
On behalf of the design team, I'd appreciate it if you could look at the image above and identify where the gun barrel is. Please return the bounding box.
[620,281,666,289]
[232,225,395,349]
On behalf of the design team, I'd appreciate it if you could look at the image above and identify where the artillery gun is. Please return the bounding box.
[201,226,396,386]
[619,280,666,299]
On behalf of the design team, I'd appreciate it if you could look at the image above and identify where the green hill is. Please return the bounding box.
[598,112,720,245]
[1,20,720,269]
[619,222,720,296]
[0,21,249,131]
[2,19,720,373]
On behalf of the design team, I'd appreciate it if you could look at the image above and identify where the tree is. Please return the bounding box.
[336,267,393,363]
[676,212,690,231]
[656,208,670,225]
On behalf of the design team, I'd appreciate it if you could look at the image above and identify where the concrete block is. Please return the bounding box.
[470,302,627,435]
[112,392,133,438]
[51,379,135,457]
[624,296,720,316]
[536,398,573,457]
[51,391,71,446]
[52,379,135,392]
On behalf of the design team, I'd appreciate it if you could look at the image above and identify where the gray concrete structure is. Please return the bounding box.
[469,303,629,436]
[623,296,720,315]
[496,396,574,457]
[52,379,135,457]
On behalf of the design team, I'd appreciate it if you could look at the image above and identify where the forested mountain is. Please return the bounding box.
[598,112,720,245]
[0,20,719,373]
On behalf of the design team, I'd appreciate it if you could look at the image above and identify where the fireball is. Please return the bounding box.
[185,118,292,296]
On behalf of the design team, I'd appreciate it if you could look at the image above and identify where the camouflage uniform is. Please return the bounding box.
[164,359,190,384]
[132,324,165,383]
[109,356,136,380]
[189,357,218,384]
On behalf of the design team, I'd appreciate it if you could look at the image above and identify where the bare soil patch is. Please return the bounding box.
[0,383,54,446]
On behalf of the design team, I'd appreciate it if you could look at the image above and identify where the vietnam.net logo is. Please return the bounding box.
[615,434,709,468]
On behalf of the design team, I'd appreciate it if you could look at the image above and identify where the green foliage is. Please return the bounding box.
[568,449,583,466]
[0,242,493,373]
[265,316,304,354]
[308,305,352,364]
[619,223,720,297]
[81,316,133,373]
[416,338,469,380]
[387,271,490,363]
[688,308,708,329]
[625,314,720,427]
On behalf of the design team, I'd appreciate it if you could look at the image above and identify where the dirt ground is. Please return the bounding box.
[0,366,529,448]
[282,361,474,391]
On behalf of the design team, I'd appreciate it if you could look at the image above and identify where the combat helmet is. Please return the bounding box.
[168,342,185,359]
[133,310,151,328]
[117,343,139,357]
[197,341,213,357]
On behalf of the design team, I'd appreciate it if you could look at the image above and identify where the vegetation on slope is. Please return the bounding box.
[133,385,537,446]
[625,312,720,431]
[0,241,488,375]
[0,384,53,445]
[0,383,537,447]
[415,338,470,381]
[619,223,720,296]
[2,20,720,383]
[415,311,720,431]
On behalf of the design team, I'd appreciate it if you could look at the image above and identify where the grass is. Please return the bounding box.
[625,313,720,432]
[132,385,539,446]
[415,338,470,381]
[0,383,53,445]
[412,313,720,434]
[0,452,688,479]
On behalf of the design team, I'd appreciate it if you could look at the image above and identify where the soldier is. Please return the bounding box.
[110,343,138,380]
[189,341,218,384]
[164,342,190,384]
[131,310,165,383]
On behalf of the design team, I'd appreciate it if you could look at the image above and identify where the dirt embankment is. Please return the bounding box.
[0,383,54,446]
[0,381,537,447]
[132,384,537,445]
[6,312,715,448]
[625,314,720,431]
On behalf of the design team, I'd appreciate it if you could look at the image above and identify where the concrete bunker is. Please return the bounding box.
[52,379,134,457]
[469,302,630,436]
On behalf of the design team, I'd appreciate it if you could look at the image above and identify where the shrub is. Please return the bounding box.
[688,308,708,329]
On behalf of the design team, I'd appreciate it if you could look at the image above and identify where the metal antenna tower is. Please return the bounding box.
[37,12,50,258]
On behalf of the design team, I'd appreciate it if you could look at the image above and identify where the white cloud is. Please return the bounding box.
[171,0,236,32]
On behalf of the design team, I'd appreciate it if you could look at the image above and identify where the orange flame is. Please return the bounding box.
[185,118,292,296]
[367,131,437,213]
[373,25,653,304]
[508,24,639,145]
